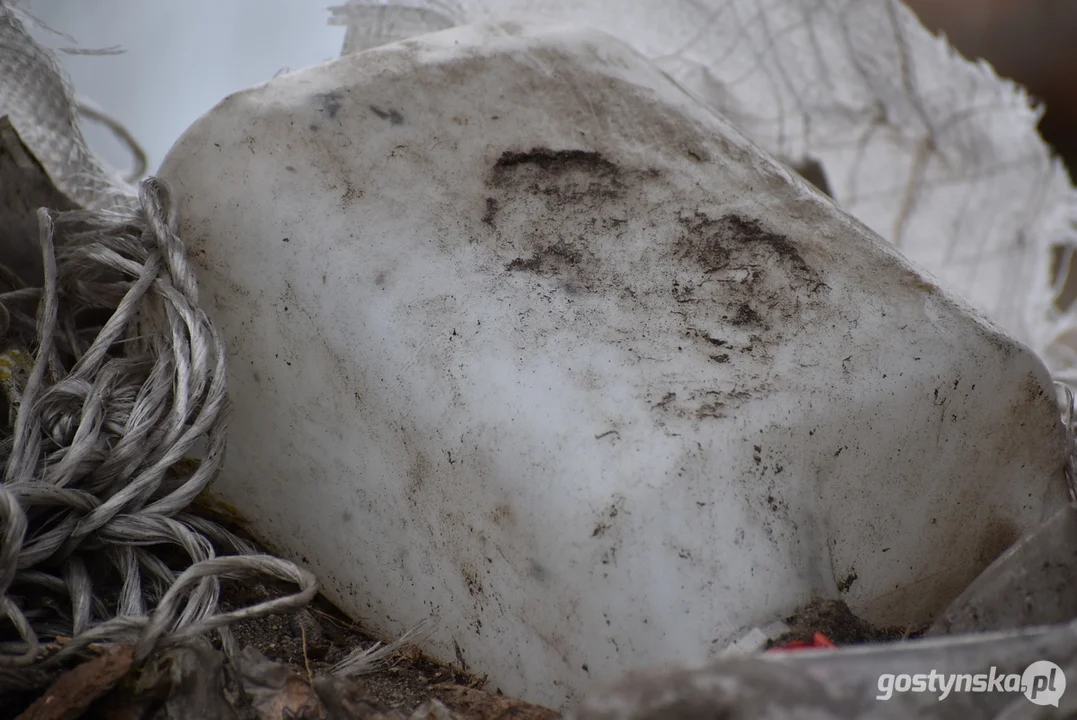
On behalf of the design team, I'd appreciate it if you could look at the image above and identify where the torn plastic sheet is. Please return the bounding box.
[570,622,1077,719]
[928,502,1077,638]
[677,498,1077,717]
[329,0,1077,385]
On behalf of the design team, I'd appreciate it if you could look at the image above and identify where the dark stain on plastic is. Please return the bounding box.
[493,148,618,175]
[677,212,818,286]
[481,197,498,225]
[489,503,516,529]
[528,559,549,583]
[506,239,582,275]
[369,105,405,125]
[317,91,343,118]
[483,142,827,422]
[837,571,858,593]
[461,565,483,598]
[977,517,1020,567]
[731,303,762,327]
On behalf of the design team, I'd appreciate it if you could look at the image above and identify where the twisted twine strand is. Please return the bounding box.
[0,178,316,682]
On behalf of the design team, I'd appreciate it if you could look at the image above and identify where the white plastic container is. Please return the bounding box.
[159,23,1068,708]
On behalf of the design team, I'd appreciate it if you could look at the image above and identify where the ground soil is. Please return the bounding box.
[219,579,484,711]
[769,598,925,647]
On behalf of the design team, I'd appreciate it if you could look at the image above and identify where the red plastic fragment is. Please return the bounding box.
[768,632,836,652]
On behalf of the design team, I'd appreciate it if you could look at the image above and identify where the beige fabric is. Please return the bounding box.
[0,2,135,210]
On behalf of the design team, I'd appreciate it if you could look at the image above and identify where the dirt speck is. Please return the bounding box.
[1019,370,1047,405]
[461,565,484,598]
[340,181,363,210]
[405,451,433,503]
[654,393,677,410]
[481,197,498,226]
[489,503,516,529]
[731,303,761,327]
[507,239,582,275]
[836,572,858,593]
[316,91,343,119]
[369,105,405,125]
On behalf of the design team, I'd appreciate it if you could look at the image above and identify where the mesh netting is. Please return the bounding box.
[0,3,132,211]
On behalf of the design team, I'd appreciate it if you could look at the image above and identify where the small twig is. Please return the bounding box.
[300,623,313,688]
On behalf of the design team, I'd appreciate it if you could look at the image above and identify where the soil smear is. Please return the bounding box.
[769,598,926,647]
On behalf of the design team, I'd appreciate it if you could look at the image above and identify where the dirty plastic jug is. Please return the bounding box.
[159,23,1068,708]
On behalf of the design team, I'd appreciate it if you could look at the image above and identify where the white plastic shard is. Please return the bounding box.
[159,23,1068,707]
